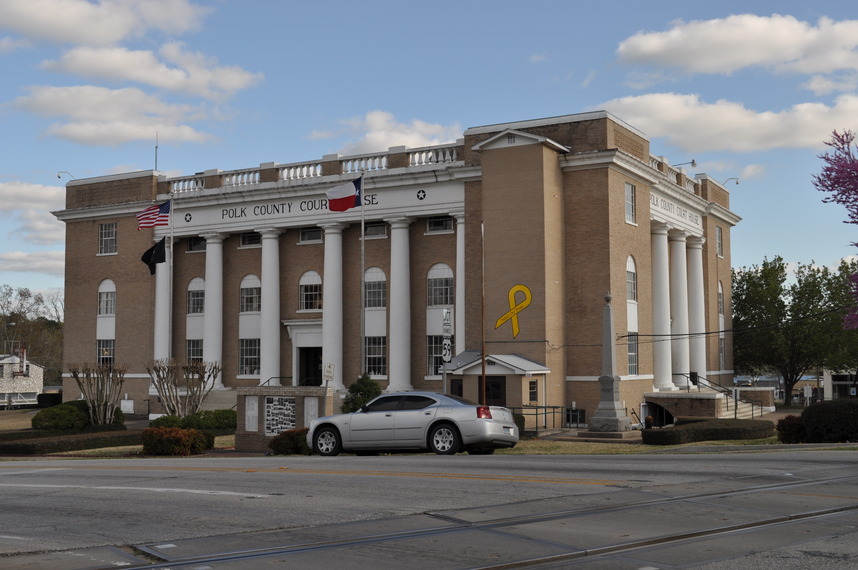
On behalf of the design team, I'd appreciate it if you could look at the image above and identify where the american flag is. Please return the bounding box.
[136,200,171,229]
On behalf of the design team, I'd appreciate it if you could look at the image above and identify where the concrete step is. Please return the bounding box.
[200,389,237,411]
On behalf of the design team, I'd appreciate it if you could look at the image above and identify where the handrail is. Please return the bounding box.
[682,373,763,418]
[262,376,292,387]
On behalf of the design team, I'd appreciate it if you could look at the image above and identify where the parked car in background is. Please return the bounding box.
[306,392,519,456]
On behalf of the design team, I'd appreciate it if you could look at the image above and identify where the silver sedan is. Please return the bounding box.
[306,392,519,456]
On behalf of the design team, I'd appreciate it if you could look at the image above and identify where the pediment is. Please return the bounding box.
[471,129,569,153]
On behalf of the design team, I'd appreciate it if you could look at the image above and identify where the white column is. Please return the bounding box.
[687,236,706,382]
[669,229,690,388]
[321,223,345,391]
[651,223,674,391]
[259,228,282,386]
[153,238,171,360]
[453,212,466,354]
[388,218,413,391]
[202,233,226,389]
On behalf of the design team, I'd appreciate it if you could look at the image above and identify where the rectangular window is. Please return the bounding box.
[186,339,203,363]
[627,333,639,375]
[300,227,322,243]
[426,335,445,375]
[427,216,453,233]
[719,337,726,371]
[240,287,261,312]
[626,271,637,302]
[187,290,205,314]
[427,277,454,306]
[299,284,322,310]
[529,379,538,403]
[717,289,724,316]
[364,336,387,376]
[363,221,387,238]
[98,223,117,254]
[186,236,206,252]
[98,291,115,315]
[716,226,724,257]
[240,232,261,246]
[364,280,387,308]
[625,183,636,224]
[97,339,115,368]
[239,339,260,375]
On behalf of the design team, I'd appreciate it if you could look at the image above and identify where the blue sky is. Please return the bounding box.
[2,0,858,297]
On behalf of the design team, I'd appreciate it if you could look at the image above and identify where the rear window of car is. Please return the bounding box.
[443,394,476,406]
[401,395,436,410]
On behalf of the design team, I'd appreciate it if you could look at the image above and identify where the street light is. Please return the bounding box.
[674,159,697,168]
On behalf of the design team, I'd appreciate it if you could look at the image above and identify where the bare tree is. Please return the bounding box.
[68,363,127,425]
[147,359,223,417]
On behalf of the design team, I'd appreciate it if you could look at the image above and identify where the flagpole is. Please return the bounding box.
[359,173,366,378]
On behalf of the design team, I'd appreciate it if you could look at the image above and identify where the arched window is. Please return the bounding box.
[626,257,637,302]
[240,274,261,313]
[299,271,322,311]
[427,263,454,306]
[97,279,116,315]
[364,267,387,308]
[187,277,205,314]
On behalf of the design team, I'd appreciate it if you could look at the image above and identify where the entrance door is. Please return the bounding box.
[298,347,323,386]
[485,376,506,407]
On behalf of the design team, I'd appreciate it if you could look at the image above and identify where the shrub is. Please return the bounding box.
[141,427,214,456]
[31,403,88,431]
[341,374,382,413]
[268,428,312,455]
[776,415,806,443]
[149,415,184,429]
[36,393,63,408]
[149,410,236,435]
[642,418,774,445]
[801,399,858,443]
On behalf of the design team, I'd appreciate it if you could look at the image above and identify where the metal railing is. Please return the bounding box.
[508,406,585,437]
[680,373,763,418]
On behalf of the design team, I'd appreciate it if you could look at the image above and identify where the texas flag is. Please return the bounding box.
[326,177,362,212]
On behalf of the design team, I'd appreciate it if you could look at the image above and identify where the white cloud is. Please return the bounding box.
[598,92,858,153]
[0,36,29,53]
[617,14,858,77]
[529,53,547,63]
[804,73,858,95]
[0,182,65,245]
[0,250,65,278]
[41,42,262,100]
[0,0,209,46]
[334,111,462,155]
[16,85,212,145]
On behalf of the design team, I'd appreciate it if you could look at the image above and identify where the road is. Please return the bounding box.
[0,449,857,568]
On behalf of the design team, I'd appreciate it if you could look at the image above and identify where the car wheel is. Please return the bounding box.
[428,423,461,455]
[313,426,342,457]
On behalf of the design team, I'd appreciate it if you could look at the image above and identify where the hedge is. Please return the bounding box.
[0,431,142,455]
[642,418,774,445]
[801,399,858,443]
[141,427,214,456]
[268,428,312,455]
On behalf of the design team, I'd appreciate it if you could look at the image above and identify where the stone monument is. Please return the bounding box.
[586,292,633,434]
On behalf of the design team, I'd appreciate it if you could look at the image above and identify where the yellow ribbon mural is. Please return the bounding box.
[495,284,532,338]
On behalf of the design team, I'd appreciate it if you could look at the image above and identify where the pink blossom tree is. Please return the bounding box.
[814,130,858,328]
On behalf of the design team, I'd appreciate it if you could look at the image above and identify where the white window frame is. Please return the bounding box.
[98,222,117,255]
[624,183,636,224]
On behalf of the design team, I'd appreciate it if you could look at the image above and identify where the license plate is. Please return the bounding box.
[503,427,512,435]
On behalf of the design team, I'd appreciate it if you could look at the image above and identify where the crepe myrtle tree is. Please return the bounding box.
[814,129,858,328]
[732,256,858,405]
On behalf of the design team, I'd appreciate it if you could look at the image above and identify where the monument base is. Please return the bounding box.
[576,430,641,440]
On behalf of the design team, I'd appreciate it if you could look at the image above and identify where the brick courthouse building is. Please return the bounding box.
[54,111,739,427]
